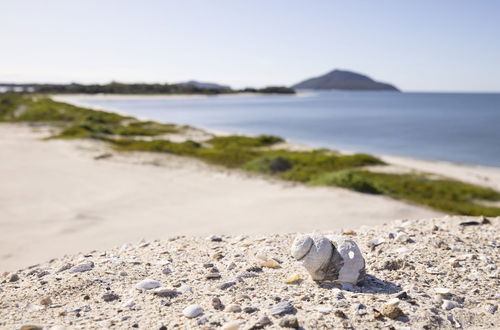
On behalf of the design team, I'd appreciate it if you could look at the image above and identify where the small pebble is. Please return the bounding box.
[315,305,332,314]
[284,273,301,284]
[386,298,400,306]
[382,304,403,319]
[122,300,135,308]
[182,304,203,318]
[207,235,222,242]
[178,285,193,293]
[369,237,386,247]
[334,309,348,319]
[486,304,497,314]
[442,300,459,310]
[253,316,272,328]
[279,315,299,328]
[40,297,52,306]
[221,320,242,330]
[56,263,73,273]
[70,262,94,273]
[243,306,259,314]
[212,252,224,260]
[135,279,160,291]
[102,293,120,302]
[255,253,280,268]
[150,287,178,298]
[270,301,296,316]
[246,266,263,273]
[226,304,242,313]
[219,281,236,290]
[20,326,42,330]
[206,272,221,280]
[212,297,224,310]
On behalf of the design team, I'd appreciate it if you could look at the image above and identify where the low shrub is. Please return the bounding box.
[311,170,380,194]
[314,170,500,216]
[244,155,293,174]
[0,93,24,120]
[111,138,201,156]
[207,135,284,149]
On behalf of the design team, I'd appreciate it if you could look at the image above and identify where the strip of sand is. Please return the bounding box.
[0,124,441,271]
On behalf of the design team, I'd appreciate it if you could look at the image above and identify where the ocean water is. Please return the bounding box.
[70,91,500,167]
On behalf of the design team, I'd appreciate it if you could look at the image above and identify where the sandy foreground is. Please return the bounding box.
[0,216,498,329]
[0,124,443,271]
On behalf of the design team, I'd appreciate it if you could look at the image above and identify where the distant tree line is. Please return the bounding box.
[0,82,295,95]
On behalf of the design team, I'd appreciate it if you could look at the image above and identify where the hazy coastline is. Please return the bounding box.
[54,92,500,167]
[1,95,500,271]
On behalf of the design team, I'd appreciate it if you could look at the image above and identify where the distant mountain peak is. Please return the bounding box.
[292,69,399,91]
[177,80,231,90]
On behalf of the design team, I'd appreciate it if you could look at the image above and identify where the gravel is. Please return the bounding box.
[0,216,498,329]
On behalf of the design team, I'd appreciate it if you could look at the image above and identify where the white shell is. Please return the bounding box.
[291,233,365,284]
[183,304,203,318]
[255,249,280,268]
[290,235,314,260]
[122,299,135,308]
[435,287,451,295]
[135,279,160,290]
[329,235,366,284]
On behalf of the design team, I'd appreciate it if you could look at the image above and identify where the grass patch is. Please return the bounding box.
[244,155,293,174]
[207,135,284,148]
[56,121,179,139]
[0,95,180,138]
[111,138,201,156]
[313,170,500,216]
[16,97,127,123]
[311,170,381,194]
[0,93,24,120]
[258,150,384,182]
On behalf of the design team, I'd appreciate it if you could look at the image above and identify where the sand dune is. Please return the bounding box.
[0,124,441,271]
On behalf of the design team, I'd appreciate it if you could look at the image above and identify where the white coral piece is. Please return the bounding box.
[291,233,365,284]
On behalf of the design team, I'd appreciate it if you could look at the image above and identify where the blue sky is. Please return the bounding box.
[2,0,499,91]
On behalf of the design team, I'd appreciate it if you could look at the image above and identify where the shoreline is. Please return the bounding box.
[1,94,499,271]
[55,94,500,190]
[0,123,441,271]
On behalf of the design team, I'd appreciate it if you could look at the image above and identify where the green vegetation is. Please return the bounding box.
[0,93,24,120]
[111,138,202,155]
[244,155,293,174]
[207,135,284,148]
[2,93,500,216]
[0,94,180,138]
[311,170,500,216]
[1,82,296,95]
[241,86,296,94]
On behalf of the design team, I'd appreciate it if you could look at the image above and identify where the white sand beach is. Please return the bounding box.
[0,124,444,271]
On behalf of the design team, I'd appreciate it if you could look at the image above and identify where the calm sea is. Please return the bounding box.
[70,91,500,167]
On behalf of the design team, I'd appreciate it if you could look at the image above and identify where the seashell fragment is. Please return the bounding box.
[135,279,160,291]
[183,304,203,318]
[434,287,451,295]
[255,249,280,268]
[284,273,302,284]
[291,233,365,284]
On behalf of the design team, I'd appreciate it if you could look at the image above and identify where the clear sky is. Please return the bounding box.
[2,0,500,92]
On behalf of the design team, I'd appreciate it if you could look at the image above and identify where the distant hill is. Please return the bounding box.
[177,80,231,90]
[292,69,400,91]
